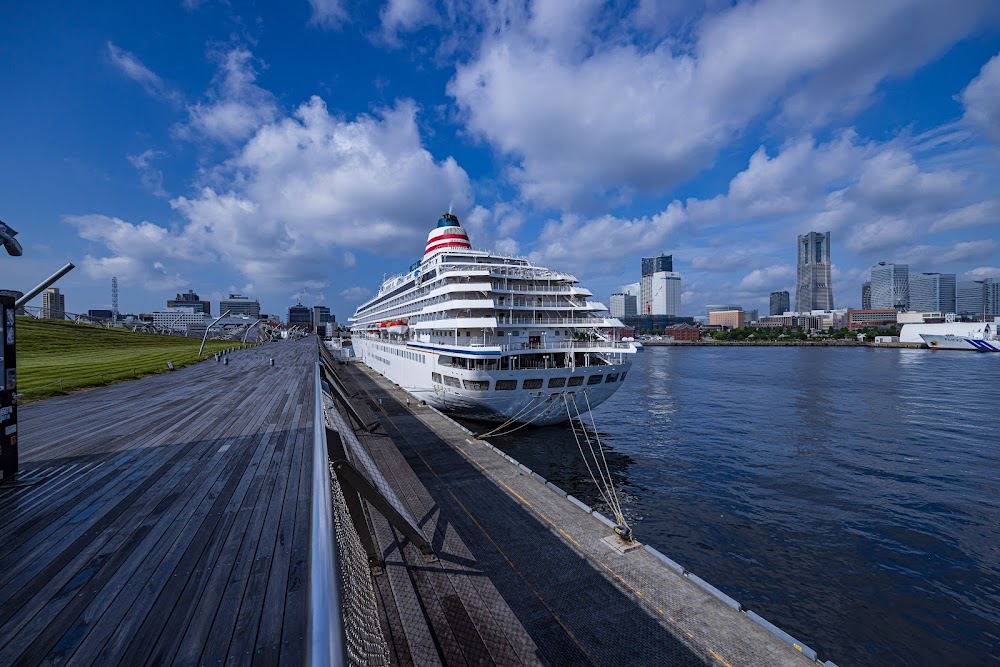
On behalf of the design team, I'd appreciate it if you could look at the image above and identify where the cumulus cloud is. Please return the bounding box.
[105,42,181,104]
[448,0,999,209]
[380,0,437,44]
[738,264,794,292]
[179,47,278,143]
[66,214,200,289]
[961,52,1000,145]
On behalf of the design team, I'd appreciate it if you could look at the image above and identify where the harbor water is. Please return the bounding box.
[473,347,1000,666]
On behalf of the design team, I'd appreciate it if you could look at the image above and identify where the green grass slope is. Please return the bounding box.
[13,317,245,401]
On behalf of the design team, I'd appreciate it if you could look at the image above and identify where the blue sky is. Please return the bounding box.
[2,0,1000,320]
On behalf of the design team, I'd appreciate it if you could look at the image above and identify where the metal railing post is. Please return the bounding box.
[308,362,347,667]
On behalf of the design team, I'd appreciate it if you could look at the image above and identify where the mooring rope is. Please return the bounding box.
[562,394,617,515]
[581,390,627,528]
[569,393,625,527]
[483,396,557,438]
[476,394,543,439]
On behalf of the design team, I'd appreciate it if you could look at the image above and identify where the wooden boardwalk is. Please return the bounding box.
[0,339,316,666]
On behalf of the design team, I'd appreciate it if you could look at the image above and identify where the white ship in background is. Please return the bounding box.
[349,213,636,425]
[914,322,999,352]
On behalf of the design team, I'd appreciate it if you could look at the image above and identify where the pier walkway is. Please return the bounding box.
[330,357,819,667]
[0,339,316,666]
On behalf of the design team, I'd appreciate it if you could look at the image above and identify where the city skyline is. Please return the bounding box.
[2,3,999,318]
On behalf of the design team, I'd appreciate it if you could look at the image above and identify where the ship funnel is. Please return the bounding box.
[423,213,471,260]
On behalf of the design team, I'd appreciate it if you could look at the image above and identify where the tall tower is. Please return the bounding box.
[111,276,119,323]
[796,231,834,311]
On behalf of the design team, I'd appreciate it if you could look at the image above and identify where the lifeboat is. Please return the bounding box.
[386,319,409,335]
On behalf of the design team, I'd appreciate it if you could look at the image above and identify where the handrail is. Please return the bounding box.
[307,361,347,667]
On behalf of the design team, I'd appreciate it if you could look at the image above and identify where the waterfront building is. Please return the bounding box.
[288,303,312,328]
[909,273,956,313]
[640,271,682,316]
[41,287,65,320]
[705,304,742,315]
[167,289,211,315]
[957,280,984,318]
[870,262,909,310]
[609,293,638,319]
[769,291,790,316]
[708,309,745,329]
[757,314,821,329]
[664,323,701,340]
[621,315,695,333]
[622,281,641,305]
[796,231,834,311]
[847,309,898,330]
[745,309,759,324]
[897,312,948,324]
[219,293,261,318]
[862,281,872,310]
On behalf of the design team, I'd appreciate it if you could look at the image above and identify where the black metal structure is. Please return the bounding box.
[0,292,17,480]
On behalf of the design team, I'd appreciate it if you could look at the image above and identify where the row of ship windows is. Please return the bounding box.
[376,344,426,364]
[430,372,624,391]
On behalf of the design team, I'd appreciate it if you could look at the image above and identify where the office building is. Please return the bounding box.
[88,309,113,320]
[642,254,673,277]
[288,303,312,328]
[847,309,898,330]
[312,305,334,327]
[988,279,1000,318]
[705,304,742,316]
[861,281,872,310]
[623,281,641,301]
[796,231,834,311]
[769,291,790,316]
[957,280,985,317]
[167,289,210,315]
[708,309,745,328]
[640,271,682,316]
[758,314,821,329]
[609,293,638,319]
[219,294,261,318]
[152,307,208,332]
[41,288,65,320]
[870,263,909,310]
[909,273,956,313]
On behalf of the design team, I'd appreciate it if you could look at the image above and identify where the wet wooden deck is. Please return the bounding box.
[0,339,316,666]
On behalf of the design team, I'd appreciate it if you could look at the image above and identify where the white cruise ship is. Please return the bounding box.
[349,213,636,425]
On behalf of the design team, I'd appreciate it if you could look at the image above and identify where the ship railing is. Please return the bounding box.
[495,316,620,326]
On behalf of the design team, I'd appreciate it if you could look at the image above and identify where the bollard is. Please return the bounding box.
[224,357,228,365]
[269,358,274,366]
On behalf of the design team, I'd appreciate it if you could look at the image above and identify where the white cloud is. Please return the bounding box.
[127,149,167,197]
[447,0,999,209]
[308,0,349,29]
[180,47,278,143]
[963,266,1000,280]
[339,286,371,302]
[105,42,181,104]
[738,264,794,292]
[380,0,437,44]
[961,52,1000,145]
[930,200,1000,232]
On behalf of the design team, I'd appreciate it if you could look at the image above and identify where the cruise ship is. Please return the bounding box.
[349,213,636,425]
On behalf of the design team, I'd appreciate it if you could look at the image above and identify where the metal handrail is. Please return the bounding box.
[307,361,347,667]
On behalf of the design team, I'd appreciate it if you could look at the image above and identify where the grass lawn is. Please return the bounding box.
[13,317,251,401]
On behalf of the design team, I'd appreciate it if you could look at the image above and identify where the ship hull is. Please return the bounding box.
[351,337,631,425]
[920,334,999,352]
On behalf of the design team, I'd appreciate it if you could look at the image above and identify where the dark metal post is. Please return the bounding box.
[0,293,18,480]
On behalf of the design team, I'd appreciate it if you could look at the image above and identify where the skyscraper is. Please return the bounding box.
[796,231,834,311]
[909,273,956,313]
[642,254,673,277]
[41,288,65,320]
[641,271,682,316]
[870,262,909,310]
[769,291,790,316]
[609,293,637,318]
[861,281,872,310]
[957,280,985,317]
